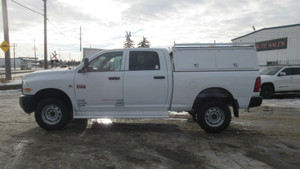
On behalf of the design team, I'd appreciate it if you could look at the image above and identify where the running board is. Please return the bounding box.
[74,110,169,119]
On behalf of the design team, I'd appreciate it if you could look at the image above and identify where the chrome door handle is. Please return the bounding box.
[108,77,120,80]
[154,76,165,79]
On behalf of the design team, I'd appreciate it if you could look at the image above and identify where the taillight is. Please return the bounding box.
[21,80,24,95]
[254,77,261,92]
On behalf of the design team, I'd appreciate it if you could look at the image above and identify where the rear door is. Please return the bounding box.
[275,68,297,91]
[289,68,300,91]
[123,50,169,110]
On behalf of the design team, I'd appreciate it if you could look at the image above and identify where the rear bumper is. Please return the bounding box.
[248,96,263,108]
[19,95,36,114]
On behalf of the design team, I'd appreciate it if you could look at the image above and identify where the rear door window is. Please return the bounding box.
[129,51,160,71]
[292,68,300,75]
[281,68,293,76]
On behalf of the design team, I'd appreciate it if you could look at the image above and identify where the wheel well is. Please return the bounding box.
[192,87,235,111]
[261,83,275,91]
[34,89,73,118]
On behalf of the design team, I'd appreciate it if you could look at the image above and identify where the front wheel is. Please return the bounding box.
[188,111,197,121]
[35,98,70,130]
[197,101,231,133]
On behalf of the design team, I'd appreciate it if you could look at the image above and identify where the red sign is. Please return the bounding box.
[255,38,287,51]
[76,85,86,89]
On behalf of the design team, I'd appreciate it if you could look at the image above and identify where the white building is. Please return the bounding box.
[0,58,22,69]
[232,23,300,66]
[0,57,39,69]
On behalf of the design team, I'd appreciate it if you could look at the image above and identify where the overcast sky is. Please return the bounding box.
[0,0,299,61]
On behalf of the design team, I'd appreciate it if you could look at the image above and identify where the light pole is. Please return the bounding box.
[43,0,48,69]
[2,0,11,80]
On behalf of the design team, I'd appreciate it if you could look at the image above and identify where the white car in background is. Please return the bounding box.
[260,66,300,98]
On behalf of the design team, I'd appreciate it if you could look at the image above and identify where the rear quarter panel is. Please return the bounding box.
[170,71,260,111]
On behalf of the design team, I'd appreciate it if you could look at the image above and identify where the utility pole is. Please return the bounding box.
[2,0,11,80]
[12,43,16,70]
[80,26,82,52]
[43,0,48,69]
[33,40,37,69]
[58,48,60,60]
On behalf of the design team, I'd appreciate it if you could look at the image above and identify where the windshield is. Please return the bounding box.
[260,67,283,75]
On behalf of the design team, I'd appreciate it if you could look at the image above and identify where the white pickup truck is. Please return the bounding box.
[19,43,262,133]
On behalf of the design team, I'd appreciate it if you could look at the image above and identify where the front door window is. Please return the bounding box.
[89,52,123,72]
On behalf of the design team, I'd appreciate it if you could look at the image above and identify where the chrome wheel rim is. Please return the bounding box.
[41,104,62,125]
[204,107,225,127]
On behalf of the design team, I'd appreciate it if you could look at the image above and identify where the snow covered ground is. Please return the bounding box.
[0,89,21,95]
[0,68,71,87]
[262,99,300,108]
[0,69,45,86]
[0,77,22,86]
[0,70,31,86]
[0,79,22,86]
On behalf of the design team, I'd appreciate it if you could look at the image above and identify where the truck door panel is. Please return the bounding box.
[123,50,169,110]
[74,51,124,112]
[275,68,294,91]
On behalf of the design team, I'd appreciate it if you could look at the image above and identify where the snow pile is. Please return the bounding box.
[0,89,21,95]
[262,99,300,108]
[0,79,22,86]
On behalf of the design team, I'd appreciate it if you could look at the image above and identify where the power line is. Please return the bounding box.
[10,0,77,45]
[10,0,44,16]
[21,0,42,12]
[47,18,77,44]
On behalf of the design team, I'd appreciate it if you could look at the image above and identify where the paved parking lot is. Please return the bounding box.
[0,90,300,169]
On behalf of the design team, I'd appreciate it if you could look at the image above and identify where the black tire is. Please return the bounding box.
[197,101,231,133]
[35,98,70,130]
[260,85,274,99]
[188,111,197,121]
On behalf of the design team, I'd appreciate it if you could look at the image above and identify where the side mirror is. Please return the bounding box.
[278,72,286,76]
[81,58,89,73]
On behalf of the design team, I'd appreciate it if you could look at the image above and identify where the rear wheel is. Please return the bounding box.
[35,98,70,130]
[260,85,274,99]
[197,101,231,133]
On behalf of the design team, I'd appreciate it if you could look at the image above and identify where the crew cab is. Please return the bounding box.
[260,66,300,98]
[19,43,262,133]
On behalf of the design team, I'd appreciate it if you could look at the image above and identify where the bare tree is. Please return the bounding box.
[123,31,135,48]
[137,36,151,48]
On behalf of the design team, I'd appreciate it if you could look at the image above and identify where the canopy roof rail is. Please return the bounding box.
[173,43,255,48]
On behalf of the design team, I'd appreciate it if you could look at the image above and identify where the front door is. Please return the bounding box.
[75,51,124,112]
[123,50,169,110]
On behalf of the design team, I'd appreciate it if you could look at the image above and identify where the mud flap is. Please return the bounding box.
[232,99,239,117]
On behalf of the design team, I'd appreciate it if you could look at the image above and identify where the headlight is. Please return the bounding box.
[22,80,31,94]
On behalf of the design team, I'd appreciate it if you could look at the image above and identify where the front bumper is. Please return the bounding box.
[19,95,36,114]
[248,96,263,108]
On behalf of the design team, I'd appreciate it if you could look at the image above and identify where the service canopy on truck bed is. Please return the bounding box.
[171,43,258,71]
[19,43,262,133]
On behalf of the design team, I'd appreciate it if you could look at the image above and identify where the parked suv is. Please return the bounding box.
[260,66,300,98]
